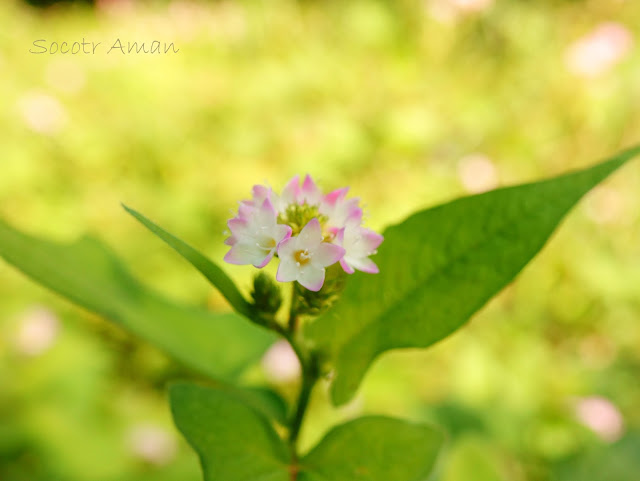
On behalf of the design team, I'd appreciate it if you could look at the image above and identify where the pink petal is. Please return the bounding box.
[360,229,384,252]
[323,187,349,207]
[339,258,355,274]
[255,250,275,269]
[255,198,278,226]
[228,217,249,237]
[224,235,237,246]
[297,218,323,249]
[275,224,293,245]
[237,203,253,220]
[298,265,325,291]
[281,175,301,204]
[345,210,363,226]
[301,174,322,205]
[348,257,379,274]
[312,243,345,268]
[252,185,270,203]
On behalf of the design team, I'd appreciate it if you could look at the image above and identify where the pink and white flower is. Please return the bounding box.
[335,225,384,274]
[224,174,383,291]
[224,198,291,268]
[320,187,363,231]
[276,219,345,291]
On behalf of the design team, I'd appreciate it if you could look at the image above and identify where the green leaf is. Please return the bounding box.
[307,146,640,405]
[170,384,443,481]
[239,386,290,427]
[169,383,291,481]
[0,221,276,380]
[123,204,254,319]
[298,417,443,481]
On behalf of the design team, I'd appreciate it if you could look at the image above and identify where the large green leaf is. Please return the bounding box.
[170,383,443,481]
[169,383,291,481]
[298,417,443,481]
[307,146,640,405]
[123,205,255,319]
[0,221,276,380]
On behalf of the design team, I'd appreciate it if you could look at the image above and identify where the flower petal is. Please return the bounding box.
[339,258,355,274]
[301,174,322,205]
[255,250,275,269]
[275,224,293,245]
[227,217,249,237]
[276,256,299,283]
[359,228,384,253]
[224,243,265,266]
[322,187,349,208]
[255,198,278,227]
[280,175,301,205]
[346,256,379,274]
[298,265,325,291]
[277,236,297,258]
[312,242,345,268]
[297,218,323,249]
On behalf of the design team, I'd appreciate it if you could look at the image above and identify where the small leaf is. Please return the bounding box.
[307,146,640,405]
[298,416,443,481]
[169,383,291,481]
[123,204,254,319]
[0,222,276,380]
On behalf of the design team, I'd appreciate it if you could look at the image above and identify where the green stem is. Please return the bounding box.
[288,283,299,333]
[289,365,316,447]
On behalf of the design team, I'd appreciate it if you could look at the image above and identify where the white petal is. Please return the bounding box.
[224,243,267,266]
[255,198,278,227]
[276,257,300,283]
[312,242,345,268]
[297,218,323,249]
[277,236,297,258]
[298,265,325,291]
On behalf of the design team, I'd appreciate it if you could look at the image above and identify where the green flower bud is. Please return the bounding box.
[251,272,282,315]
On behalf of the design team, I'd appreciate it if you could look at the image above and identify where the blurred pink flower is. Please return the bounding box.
[585,186,626,225]
[574,396,624,442]
[261,340,301,383]
[17,92,68,135]
[14,307,59,356]
[457,153,499,194]
[425,0,493,22]
[566,23,633,78]
[127,424,177,465]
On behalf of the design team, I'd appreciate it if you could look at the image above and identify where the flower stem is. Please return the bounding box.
[289,362,316,446]
[288,283,299,333]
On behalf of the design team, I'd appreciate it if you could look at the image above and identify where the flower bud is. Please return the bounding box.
[251,272,282,315]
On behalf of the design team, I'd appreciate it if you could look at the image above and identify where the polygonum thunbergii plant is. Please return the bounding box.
[0,147,638,481]
[224,175,383,291]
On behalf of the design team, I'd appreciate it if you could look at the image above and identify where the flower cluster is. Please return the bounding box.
[224,175,383,291]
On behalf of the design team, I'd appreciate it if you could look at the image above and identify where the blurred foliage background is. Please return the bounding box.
[1,0,640,480]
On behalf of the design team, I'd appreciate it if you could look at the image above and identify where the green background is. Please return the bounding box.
[1,0,639,480]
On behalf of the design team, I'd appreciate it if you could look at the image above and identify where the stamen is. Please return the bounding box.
[294,249,311,266]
